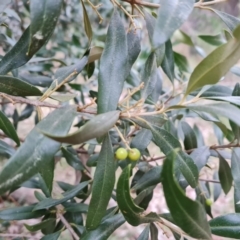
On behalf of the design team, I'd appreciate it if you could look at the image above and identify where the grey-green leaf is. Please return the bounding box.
[97,10,128,114]
[181,121,197,150]
[231,148,240,212]
[0,110,20,146]
[0,140,15,158]
[153,0,195,48]
[0,75,42,96]
[86,134,115,230]
[0,205,46,220]
[0,106,76,195]
[33,181,89,210]
[209,213,240,238]
[161,40,175,83]
[161,151,211,239]
[150,125,198,188]
[82,214,125,240]
[141,52,158,100]
[218,153,233,195]
[28,0,62,56]
[42,111,120,145]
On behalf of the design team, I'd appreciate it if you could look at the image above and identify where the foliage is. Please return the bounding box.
[0,0,240,239]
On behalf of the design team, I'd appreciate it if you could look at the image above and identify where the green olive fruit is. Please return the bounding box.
[205,198,213,206]
[128,148,141,161]
[115,148,128,160]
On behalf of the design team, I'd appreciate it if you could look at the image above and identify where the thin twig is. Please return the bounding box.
[199,178,221,184]
[58,213,79,240]
[0,93,60,108]
[148,142,238,162]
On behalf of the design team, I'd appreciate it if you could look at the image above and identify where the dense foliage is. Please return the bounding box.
[0,0,240,239]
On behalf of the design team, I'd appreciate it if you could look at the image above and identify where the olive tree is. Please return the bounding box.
[0,0,240,239]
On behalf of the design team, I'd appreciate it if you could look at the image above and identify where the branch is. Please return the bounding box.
[0,93,60,108]
[57,212,79,240]
[148,142,240,162]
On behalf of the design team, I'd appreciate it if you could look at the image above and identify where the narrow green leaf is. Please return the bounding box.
[209,213,240,238]
[174,52,190,72]
[161,40,175,83]
[132,166,162,191]
[231,148,240,212]
[181,121,197,150]
[0,140,15,158]
[117,165,159,226]
[97,10,127,113]
[0,110,20,146]
[43,111,120,145]
[141,52,158,100]
[210,9,240,32]
[230,83,240,141]
[0,27,31,74]
[0,75,42,96]
[25,218,55,232]
[33,181,89,210]
[40,231,61,240]
[153,0,195,48]
[20,74,52,87]
[198,34,225,46]
[0,205,46,220]
[137,225,150,240]
[63,202,88,213]
[185,25,240,96]
[184,103,240,127]
[144,11,165,66]
[218,153,233,195]
[161,151,211,239]
[150,125,198,188]
[28,0,62,56]
[50,94,76,102]
[131,115,167,129]
[86,134,115,230]
[126,30,141,72]
[191,85,232,98]
[82,214,125,240]
[81,0,92,43]
[0,106,76,195]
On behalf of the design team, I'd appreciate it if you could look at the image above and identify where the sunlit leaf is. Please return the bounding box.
[81,0,92,43]
[185,25,240,96]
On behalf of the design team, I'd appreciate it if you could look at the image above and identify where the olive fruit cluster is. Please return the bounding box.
[115,147,141,161]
